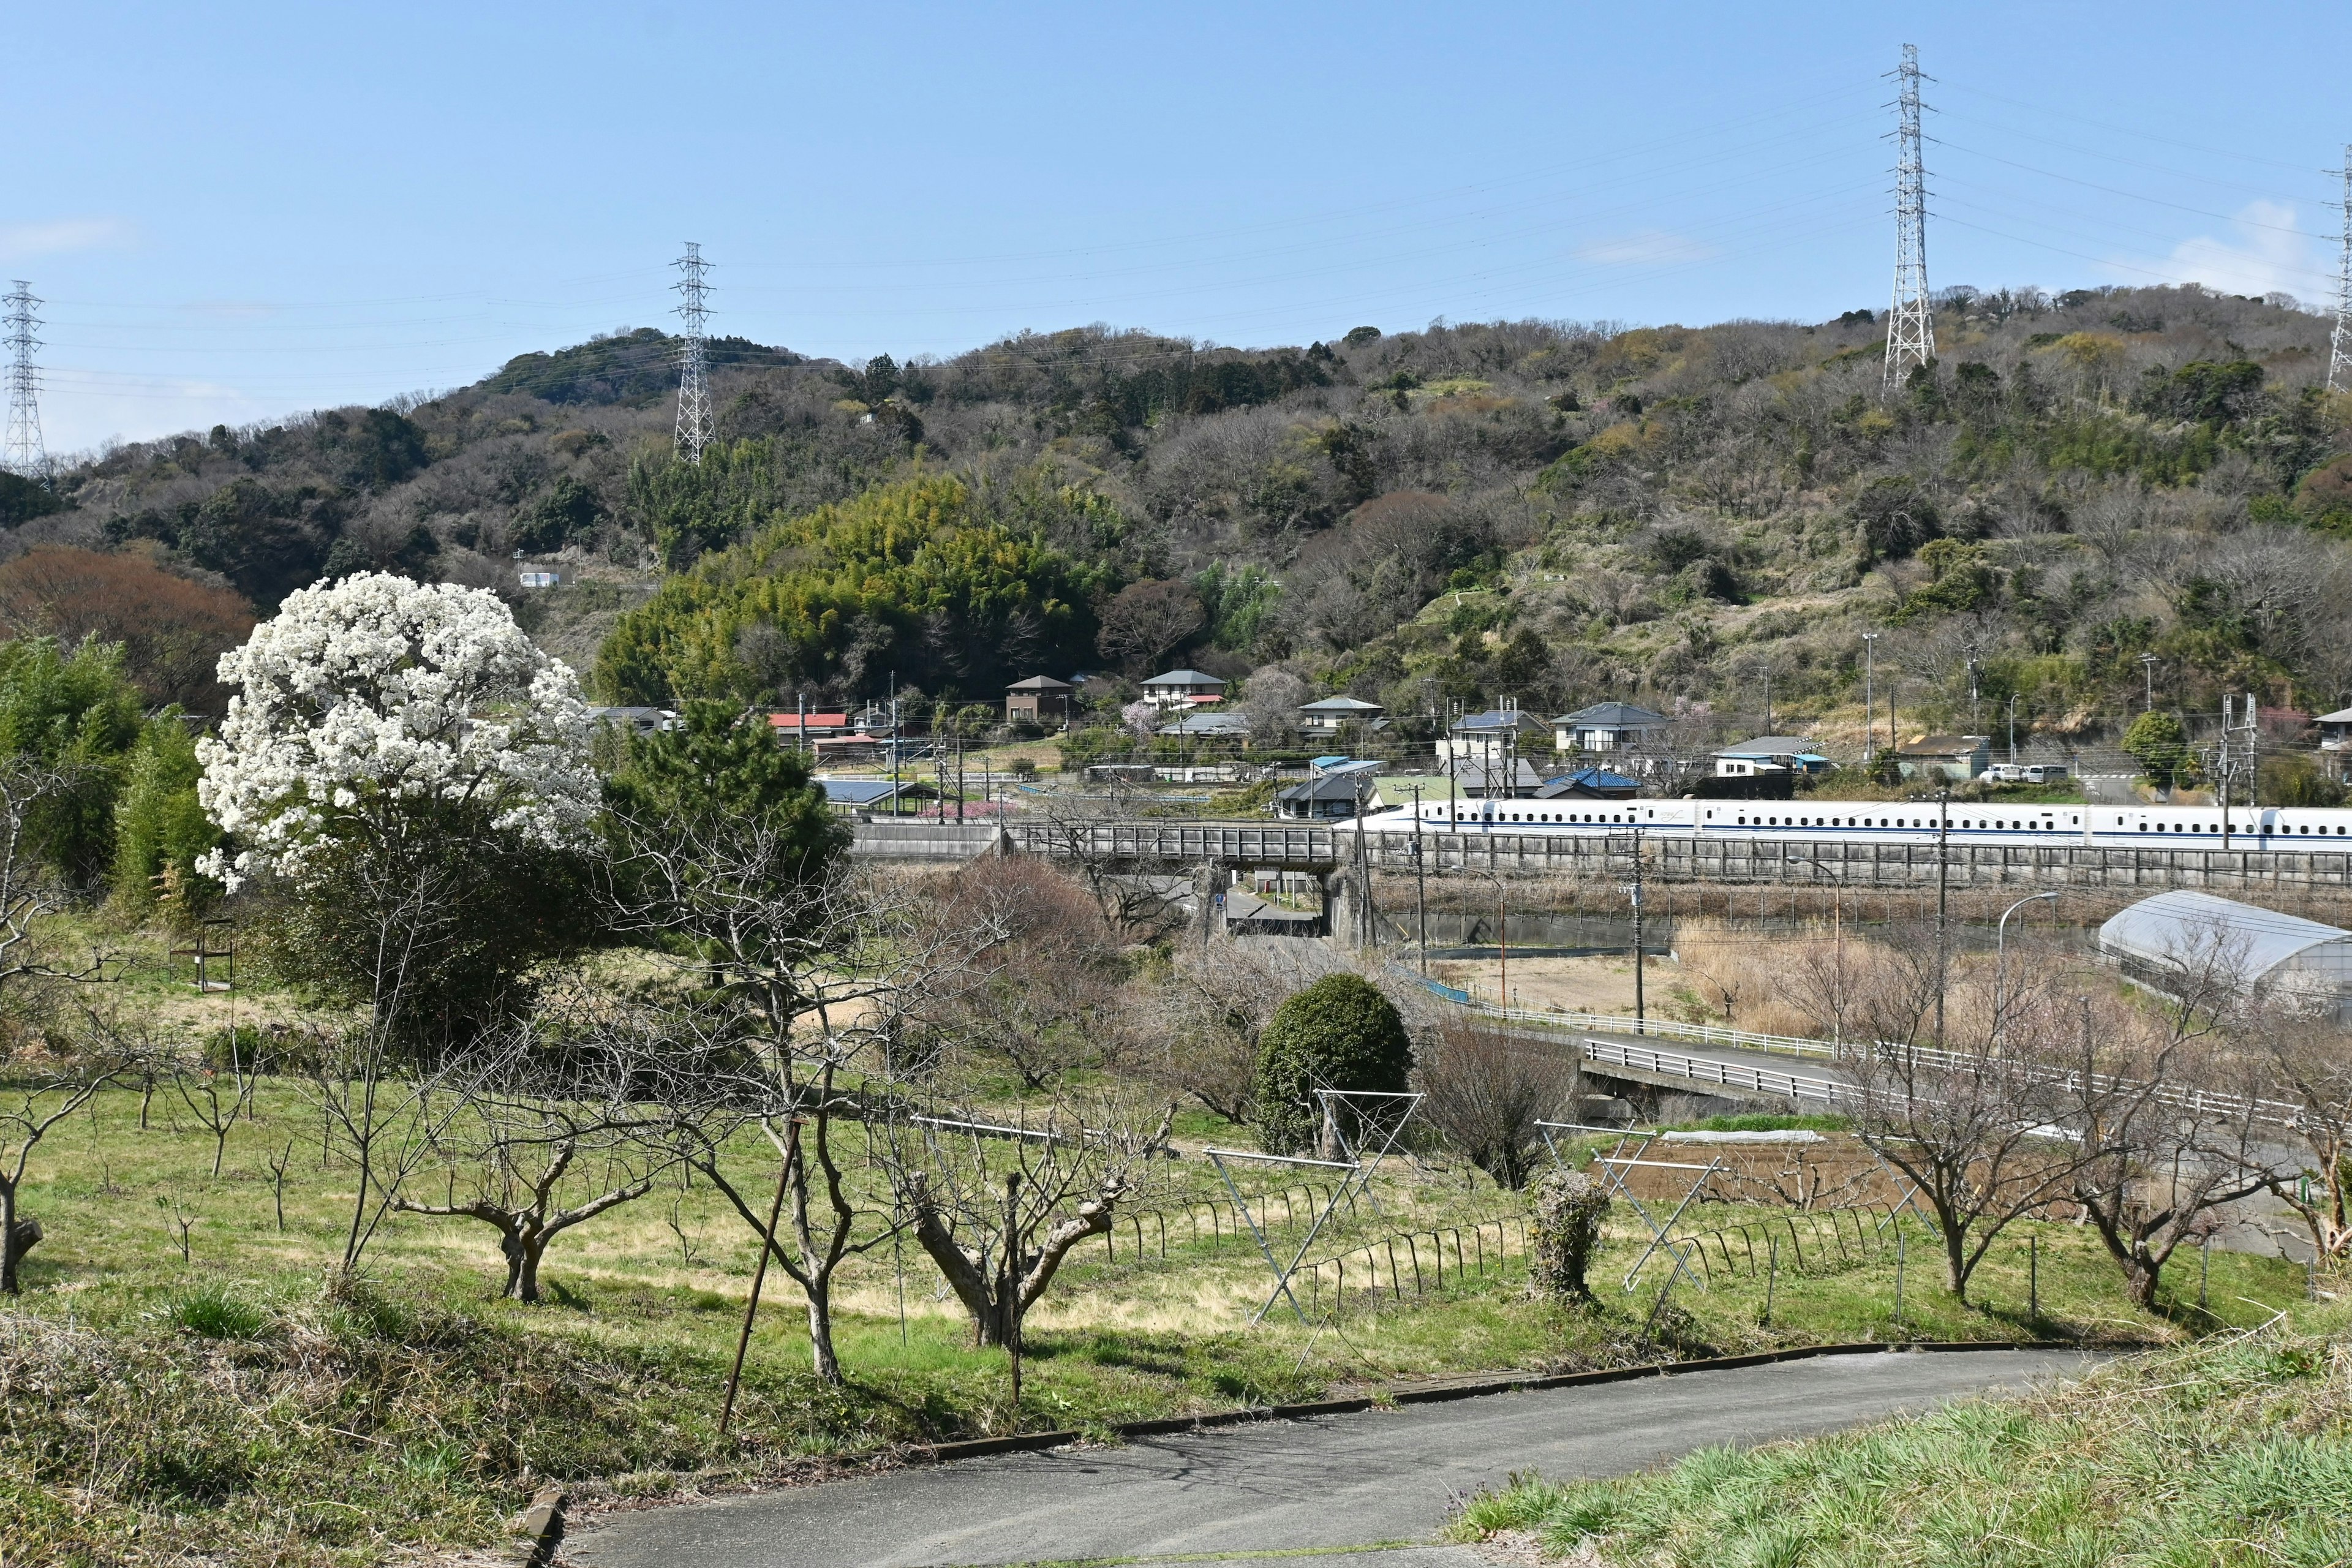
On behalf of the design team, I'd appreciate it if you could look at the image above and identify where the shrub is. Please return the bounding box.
[1250,973,1412,1155]
[1529,1169,1608,1301]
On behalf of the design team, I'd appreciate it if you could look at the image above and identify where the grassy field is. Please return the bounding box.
[1452,1304,2352,1566]
[2,1054,2318,1566]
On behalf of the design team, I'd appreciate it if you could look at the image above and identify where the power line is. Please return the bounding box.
[672,243,714,464]
[1884,43,1934,394]
[2331,145,2352,394]
[3,281,46,480]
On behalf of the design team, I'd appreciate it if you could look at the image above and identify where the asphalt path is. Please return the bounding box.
[570,1348,2098,1568]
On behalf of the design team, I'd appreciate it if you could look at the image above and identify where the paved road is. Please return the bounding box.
[570,1349,2098,1568]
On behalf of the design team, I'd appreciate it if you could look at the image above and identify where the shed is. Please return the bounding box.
[2098,891,2352,1022]
[1896,734,1992,783]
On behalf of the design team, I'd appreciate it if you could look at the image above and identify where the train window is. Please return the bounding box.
[2301,825,2310,835]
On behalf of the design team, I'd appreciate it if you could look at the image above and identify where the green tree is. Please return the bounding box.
[110,715,224,918]
[2122,710,2195,790]
[0,637,148,886]
[1251,973,1413,1155]
[605,699,846,872]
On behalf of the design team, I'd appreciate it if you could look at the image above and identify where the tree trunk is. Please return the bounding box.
[505,1225,551,1303]
[1943,1224,1970,1301]
[805,1278,840,1381]
[0,1183,32,1295]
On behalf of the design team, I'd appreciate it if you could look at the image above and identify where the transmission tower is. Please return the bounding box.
[2329,145,2352,395]
[672,243,714,464]
[2,281,45,480]
[1883,43,1935,395]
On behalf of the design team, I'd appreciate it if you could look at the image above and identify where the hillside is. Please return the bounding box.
[11,287,2352,757]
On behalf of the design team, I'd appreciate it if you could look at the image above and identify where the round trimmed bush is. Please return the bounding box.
[1250,973,1412,1155]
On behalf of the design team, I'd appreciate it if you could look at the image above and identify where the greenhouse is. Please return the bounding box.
[2098,890,2352,1022]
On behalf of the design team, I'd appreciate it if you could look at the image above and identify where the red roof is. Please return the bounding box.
[770,712,850,730]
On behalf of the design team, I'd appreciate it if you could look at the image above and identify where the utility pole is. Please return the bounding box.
[1408,785,1428,975]
[1883,44,1936,395]
[2140,654,2157,712]
[2329,144,2352,394]
[1862,632,1880,763]
[673,243,715,464]
[1966,658,1980,733]
[1934,789,1950,1049]
[2,281,45,480]
[1630,824,1646,1030]
[2008,693,2019,764]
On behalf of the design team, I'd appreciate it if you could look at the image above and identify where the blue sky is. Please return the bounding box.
[7,1,2351,453]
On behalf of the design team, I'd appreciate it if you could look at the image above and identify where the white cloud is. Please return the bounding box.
[1573,229,1717,266]
[0,217,135,261]
[2117,200,2321,303]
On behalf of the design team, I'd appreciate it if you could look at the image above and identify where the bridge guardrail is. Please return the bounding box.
[1579,1039,1849,1106]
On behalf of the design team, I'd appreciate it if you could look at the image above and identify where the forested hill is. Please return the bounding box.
[12,285,2352,752]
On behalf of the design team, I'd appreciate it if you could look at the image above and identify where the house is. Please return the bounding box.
[2319,707,2352,752]
[1004,674,1074,724]
[1157,709,1251,740]
[1441,706,1551,771]
[1297,695,1386,734]
[1535,766,1640,801]
[1896,734,1992,784]
[1273,770,1378,821]
[767,710,850,747]
[1714,736,1833,778]
[1450,758,1545,798]
[816,778,938,816]
[1552,701,1668,755]
[588,706,674,736]
[1140,669,1228,709]
[1308,755,1382,777]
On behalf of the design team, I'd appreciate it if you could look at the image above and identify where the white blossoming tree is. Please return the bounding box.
[198,573,600,1048]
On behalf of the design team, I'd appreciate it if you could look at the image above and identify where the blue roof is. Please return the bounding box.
[1559,766,1638,789]
[1310,755,1350,769]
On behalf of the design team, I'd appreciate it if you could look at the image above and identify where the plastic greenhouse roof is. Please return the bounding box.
[2097,891,2351,982]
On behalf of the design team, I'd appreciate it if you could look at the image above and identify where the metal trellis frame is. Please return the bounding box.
[1315,1088,1423,1224]
[1200,1147,1359,1324]
[1594,1154,1725,1292]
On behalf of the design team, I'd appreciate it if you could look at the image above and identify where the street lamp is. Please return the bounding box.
[1862,633,1880,763]
[1463,865,1509,1010]
[1993,890,2060,1045]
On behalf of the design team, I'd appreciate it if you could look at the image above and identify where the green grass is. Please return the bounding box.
[0,1063,2315,1566]
[1450,1305,2352,1566]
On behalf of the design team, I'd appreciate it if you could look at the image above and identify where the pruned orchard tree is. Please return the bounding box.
[396,997,677,1302]
[1839,943,2080,1302]
[2056,943,2280,1309]
[2249,1000,2352,1268]
[603,700,1000,1382]
[197,571,602,1049]
[884,1092,1174,1401]
[1,1044,125,1293]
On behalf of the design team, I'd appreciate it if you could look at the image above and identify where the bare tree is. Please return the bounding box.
[1123,933,1344,1123]
[395,1008,676,1302]
[904,857,1124,1091]
[1841,946,2078,1301]
[1413,1011,1577,1189]
[1095,579,1205,676]
[2248,1003,2352,1268]
[606,805,1002,1381]
[1,1049,120,1293]
[888,1093,1172,1401]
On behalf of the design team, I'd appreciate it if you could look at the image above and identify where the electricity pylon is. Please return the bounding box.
[2329,146,2351,395]
[1883,45,1935,396]
[2,281,45,480]
[673,243,714,463]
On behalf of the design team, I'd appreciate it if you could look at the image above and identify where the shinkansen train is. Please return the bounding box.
[1351,796,2352,851]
